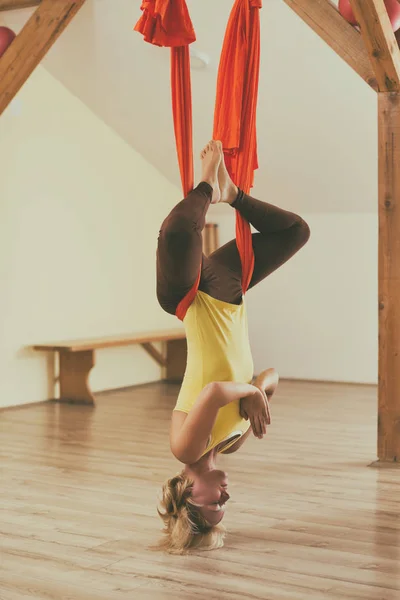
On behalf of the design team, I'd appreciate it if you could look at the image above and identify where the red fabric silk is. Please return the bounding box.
[170,46,194,197]
[135,0,261,319]
[134,0,195,47]
[213,0,262,293]
[172,47,199,322]
[135,1,197,320]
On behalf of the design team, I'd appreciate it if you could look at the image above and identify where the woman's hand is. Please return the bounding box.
[239,386,271,439]
[209,381,262,408]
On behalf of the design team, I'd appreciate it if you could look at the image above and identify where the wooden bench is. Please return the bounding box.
[33,329,187,405]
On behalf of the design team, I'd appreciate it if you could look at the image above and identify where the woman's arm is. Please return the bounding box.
[170,381,258,464]
[221,370,278,454]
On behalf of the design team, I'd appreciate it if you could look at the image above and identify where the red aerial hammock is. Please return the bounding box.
[135,0,262,320]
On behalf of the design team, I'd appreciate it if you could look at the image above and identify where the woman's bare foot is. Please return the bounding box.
[255,368,279,400]
[218,145,239,204]
[200,141,221,204]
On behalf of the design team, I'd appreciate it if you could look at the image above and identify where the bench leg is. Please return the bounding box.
[58,350,95,405]
[165,338,187,383]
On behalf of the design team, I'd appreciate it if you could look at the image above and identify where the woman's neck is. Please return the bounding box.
[184,447,217,477]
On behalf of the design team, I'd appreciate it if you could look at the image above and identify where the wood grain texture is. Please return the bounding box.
[349,0,400,91]
[35,331,187,403]
[282,0,378,90]
[378,93,400,462]
[203,223,220,256]
[33,329,185,353]
[59,349,95,404]
[166,338,187,382]
[141,343,167,368]
[0,0,40,10]
[0,0,86,116]
[0,380,399,600]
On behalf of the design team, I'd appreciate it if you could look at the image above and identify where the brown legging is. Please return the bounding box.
[157,183,310,315]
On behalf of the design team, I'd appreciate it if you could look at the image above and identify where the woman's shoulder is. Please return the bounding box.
[170,410,211,460]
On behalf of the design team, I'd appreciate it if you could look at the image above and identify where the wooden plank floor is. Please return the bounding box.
[1,380,399,600]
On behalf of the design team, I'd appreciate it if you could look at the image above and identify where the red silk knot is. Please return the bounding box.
[134,0,196,47]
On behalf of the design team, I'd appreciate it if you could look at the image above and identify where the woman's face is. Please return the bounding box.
[190,469,230,525]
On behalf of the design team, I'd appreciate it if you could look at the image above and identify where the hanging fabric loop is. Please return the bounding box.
[213,0,262,292]
[135,0,262,317]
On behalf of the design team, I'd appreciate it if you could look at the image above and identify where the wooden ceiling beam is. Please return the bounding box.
[0,0,41,11]
[282,0,378,90]
[0,0,86,116]
[349,0,400,92]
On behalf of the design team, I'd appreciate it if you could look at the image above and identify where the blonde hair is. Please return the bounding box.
[154,471,226,555]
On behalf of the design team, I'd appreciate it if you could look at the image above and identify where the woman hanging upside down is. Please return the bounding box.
[156,141,310,554]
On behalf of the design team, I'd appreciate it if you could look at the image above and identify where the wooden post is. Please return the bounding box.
[0,0,86,116]
[349,0,400,91]
[165,339,187,383]
[378,93,400,462]
[203,223,220,256]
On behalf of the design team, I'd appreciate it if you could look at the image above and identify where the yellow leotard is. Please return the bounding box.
[174,291,253,456]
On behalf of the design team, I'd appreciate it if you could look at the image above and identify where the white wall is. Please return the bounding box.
[0,0,380,406]
[10,0,377,214]
[211,208,378,385]
[0,67,180,408]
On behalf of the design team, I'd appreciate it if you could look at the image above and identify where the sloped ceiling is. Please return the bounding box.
[4,0,378,213]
